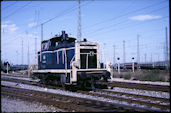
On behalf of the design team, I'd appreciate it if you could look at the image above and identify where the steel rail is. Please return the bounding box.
[2,76,169,111]
[97,81,170,92]
[95,89,170,103]
[2,86,156,112]
[78,90,170,111]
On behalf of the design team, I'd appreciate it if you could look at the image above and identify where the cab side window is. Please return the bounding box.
[56,42,58,47]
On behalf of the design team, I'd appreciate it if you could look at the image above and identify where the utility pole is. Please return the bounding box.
[7,62,9,74]
[151,53,154,68]
[123,40,125,69]
[144,53,147,63]
[28,41,30,77]
[150,53,152,63]
[41,24,43,43]
[21,39,23,65]
[26,31,29,66]
[132,57,135,73]
[35,37,37,66]
[113,45,115,68]
[103,43,106,67]
[40,23,43,62]
[77,0,82,41]
[165,27,169,69]
[137,35,140,69]
[100,46,102,63]
[16,51,19,65]
[117,57,120,74]
[28,42,30,66]
[158,54,160,62]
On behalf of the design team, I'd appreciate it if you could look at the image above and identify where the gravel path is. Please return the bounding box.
[1,95,66,112]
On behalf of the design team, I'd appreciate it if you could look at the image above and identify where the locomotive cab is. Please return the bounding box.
[32,31,111,89]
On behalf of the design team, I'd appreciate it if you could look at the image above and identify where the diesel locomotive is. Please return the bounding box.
[32,31,111,89]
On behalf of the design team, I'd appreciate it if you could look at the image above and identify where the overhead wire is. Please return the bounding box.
[88,15,168,38]
[2,1,32,19]
[2,1,91,45]
[2,0,168,53]
[86,5,169,37]
[19,1,90,34]
[83,0,167,32]
[91,6,167,36]
[41,1,91,25]
[2,3,77,44]
[83,0,136,30]
[112,15,168,32]
[2,1,17,10]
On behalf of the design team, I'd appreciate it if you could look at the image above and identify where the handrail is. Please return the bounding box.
[70,55,75,68]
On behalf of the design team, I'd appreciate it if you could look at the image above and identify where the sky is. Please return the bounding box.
[1,0,170,65]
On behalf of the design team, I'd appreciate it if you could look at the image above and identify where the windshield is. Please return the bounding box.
[42,41,50,50]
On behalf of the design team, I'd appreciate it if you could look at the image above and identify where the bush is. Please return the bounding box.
[133,70,168,82]
[113,69,169,82]
[119,73,132,80]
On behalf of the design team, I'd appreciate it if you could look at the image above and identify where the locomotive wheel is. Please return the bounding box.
[53,79,59,86]
[90,77,95,89]
[60,74,66,88]
[80,81,87,90]
[103,71,111,82]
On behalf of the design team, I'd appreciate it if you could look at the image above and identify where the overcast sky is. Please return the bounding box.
[1,0,169,65]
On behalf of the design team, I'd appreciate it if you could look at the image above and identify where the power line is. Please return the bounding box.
[21,39,23,64]
[41,1,90,25]
[2,1,17,10]
[144,53,147,63]
[88,15,169,37]
[2,2,81,45]
[86,5,168,36]
[83,0,136,30]
[77,0,82,41]
[83,0,167,31]
[35,37,37,65]
[33,2,89,45]
[123,40,126,65]
[3,1,32,19]
[113,45,115,65]
[137,35,140,68]
[165,26,169,69]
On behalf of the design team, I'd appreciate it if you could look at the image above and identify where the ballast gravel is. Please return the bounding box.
[1,95,65,112]
[110,78,169,86]
[1,75,40,82]
[1,80,169,112]
[106,87,169,99]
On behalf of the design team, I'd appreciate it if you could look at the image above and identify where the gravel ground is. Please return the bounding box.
[90,91,170,106]
[110,78,169,86]
[1,80,169,112]
[105,87,169,99]
[1,75,40,82]
[1,95,66,112]
[2,73,169,86]
[1,71,29,78]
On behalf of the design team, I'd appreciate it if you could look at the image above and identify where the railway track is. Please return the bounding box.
[2,85,153,112]
[2,75,170,112]
[1,76,38,85]
[1,73,29,78]
[88,90,169,110]
[97,81,170,92]
[2,75,169,92]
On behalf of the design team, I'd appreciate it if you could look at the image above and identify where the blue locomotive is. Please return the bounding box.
[32,31,110,89]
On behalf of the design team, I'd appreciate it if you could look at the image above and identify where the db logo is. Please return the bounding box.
[90,51,94,56]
